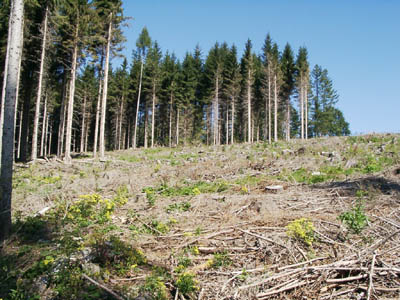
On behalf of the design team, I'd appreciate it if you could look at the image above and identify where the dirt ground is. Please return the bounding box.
[9,134,400,299]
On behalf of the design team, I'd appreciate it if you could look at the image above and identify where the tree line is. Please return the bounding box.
[0,0,349,240]
[0,0,350,164]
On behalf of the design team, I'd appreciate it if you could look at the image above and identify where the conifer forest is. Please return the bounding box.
[1,1,399,300]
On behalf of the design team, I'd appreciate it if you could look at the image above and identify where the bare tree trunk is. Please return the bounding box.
[247,69,251,143]
[64,23,79,164]
[48,124,52,156]
[17,109,22,159]
[0,0,13,164]
[274,74,278,142]
[40,93,47,156]
[43,112,49,157]
[118,98,123,150]
[133,60,143,149]
[300,77,304,140]
[225,104,229,144]
[114,109,118,150]
[93,80,102,156]
[57,78,67,157]
[231,97,235,144]
[304,84,308,139]
[144,100,148,149]
[31,6,48,161]
[99,16,112,159]
[84,112,89,153]
[0,0,24,243]
[286,99,290,141]
[176,107,179,146]
[169,91,173,148]
[213,75,219,145]
[80,92,86,152]
[151,83,156,148]
[268,68,272,144]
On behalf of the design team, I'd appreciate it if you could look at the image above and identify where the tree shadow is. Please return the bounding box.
[312,176,400,198]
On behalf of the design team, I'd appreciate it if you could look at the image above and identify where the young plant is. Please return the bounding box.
[339,203,369,234]
[286,218,315,246]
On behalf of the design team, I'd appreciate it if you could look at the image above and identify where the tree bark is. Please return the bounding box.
[99,15,112,158]
[57,77,67,157]
[300,77,304,140]
[286,99,290,141]
[93,79,102,156]
[274,74,278,142]
[304,82,308,139]
[118,98,123,150]
[247,69,251,143]
[40,93,47,157]
[31,6,48,161]
[151,83,156,148]
[0,0,24,243]
[231,96,235,144]
[17,109,22,159]
[0,0,13,164]
[268,67,272,144]
[169,90,173,148]
[144,100,148,148]
[64,23,79,164]
[133,60,143,149]
[43,111,49,157]
[80,92,86,152]
[176,106,179,146]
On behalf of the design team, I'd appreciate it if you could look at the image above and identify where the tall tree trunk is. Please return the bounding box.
[133,60,143,149]
[268,67,272,144]
[300,77,304,140]
[231,97,235,144]
[144,100,148,149]
[84,111,89,153]
[118,98,123,150]
[17,109,22,159]
[225,104,229,144]
[48,123,52,156]
[213,75,219,145]
[99,15,112,159]
[80,92,86,152]
[0,0,13,164]
[64,24,79,163]
[31,6,48,161]
[0,0,24,243]
[304,83,308,139]
[168,91,173,148]
[247,69,251,143]
[40,93,47,156]
[286,99,290,141]
[151,83,156,148]
[43,112,49,157]
[93,79,102,156]
[57,77,67,157]
[176,107,179,146]
[274,74,278,142]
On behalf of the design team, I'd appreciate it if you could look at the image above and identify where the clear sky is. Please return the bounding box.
[119,0,399,134]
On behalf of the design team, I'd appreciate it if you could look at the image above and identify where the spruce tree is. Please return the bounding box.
[280,43,295,141]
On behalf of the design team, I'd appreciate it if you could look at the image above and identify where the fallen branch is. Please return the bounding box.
[326,273,368,284]
[367,253,377,300]
[82,274,125,300]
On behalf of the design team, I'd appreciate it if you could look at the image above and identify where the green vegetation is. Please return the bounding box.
[339,202,369,234]
[286,218,315,246]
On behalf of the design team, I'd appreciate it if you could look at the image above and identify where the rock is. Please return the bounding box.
[82,262,101,275]
[311,171,321,176]
[296,147,306,155]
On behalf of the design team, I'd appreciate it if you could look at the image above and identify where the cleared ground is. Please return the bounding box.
[2,134,400,299]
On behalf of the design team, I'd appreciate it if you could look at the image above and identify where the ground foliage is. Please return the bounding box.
[1,134,400,299]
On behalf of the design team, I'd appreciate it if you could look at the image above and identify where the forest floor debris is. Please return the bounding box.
[1,134,400,299]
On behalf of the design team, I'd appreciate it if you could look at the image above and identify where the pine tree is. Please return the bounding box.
[280,43,295,141]
[261,34,273,143]
[0,0,24,243]
[133,27,151,149]
[295,47,310,140]
[240,39,255,143]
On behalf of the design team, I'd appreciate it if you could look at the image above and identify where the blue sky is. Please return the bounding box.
[119,0,399,134]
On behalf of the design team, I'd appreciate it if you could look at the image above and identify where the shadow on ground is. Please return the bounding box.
[312,175,400,197]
